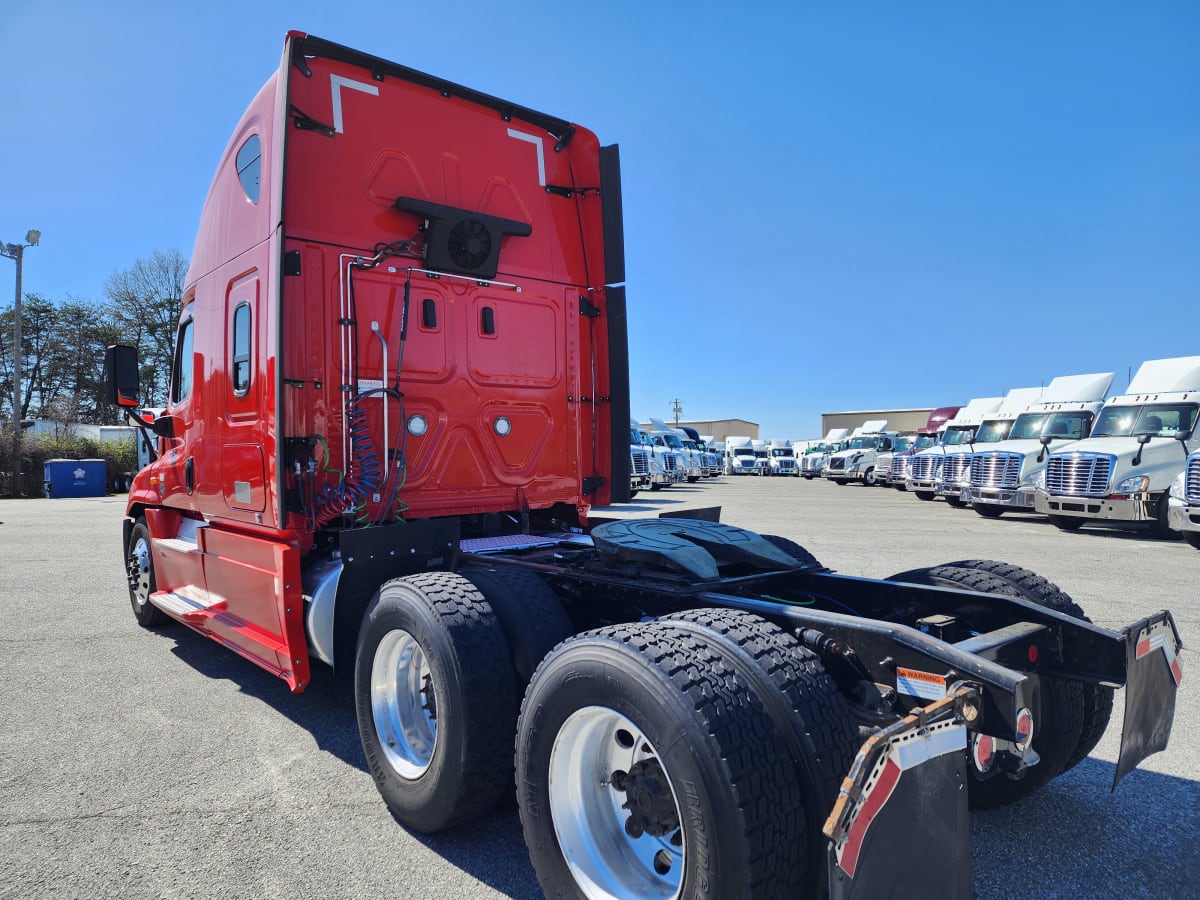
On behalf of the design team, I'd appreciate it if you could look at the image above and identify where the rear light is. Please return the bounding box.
[1014,707,1034,751]
[971,734,995,773]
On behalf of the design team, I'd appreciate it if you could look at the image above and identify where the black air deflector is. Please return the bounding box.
[393,196,531,280]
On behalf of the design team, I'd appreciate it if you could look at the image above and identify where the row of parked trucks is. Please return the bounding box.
[103,32,1182,899]
[814,358,1200,547]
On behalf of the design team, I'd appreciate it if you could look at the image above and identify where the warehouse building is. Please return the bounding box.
[639,418,760,442]
[820,408,937,436]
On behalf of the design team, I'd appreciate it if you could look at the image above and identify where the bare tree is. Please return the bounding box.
[105,248,188,407]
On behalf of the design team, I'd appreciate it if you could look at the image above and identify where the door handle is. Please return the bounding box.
[185,457,195,494]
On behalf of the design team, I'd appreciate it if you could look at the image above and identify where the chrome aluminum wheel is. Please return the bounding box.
[128,535,152,607]
[549,706,684,899]
[371,629,437,779]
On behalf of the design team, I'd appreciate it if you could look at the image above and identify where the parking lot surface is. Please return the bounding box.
[1,478,1196,898]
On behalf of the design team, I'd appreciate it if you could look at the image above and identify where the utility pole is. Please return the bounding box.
[2,229,40,497]
[670,399,683,425]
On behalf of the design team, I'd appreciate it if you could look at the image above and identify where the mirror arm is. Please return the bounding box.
[121,407,160,463]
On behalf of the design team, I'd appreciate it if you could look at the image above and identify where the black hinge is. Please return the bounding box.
[289,105,335,137]
[284,250,302,276]
[579,296,602,318]
[583,476,606,495]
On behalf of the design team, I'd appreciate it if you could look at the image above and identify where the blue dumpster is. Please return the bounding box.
[43,459,108,498]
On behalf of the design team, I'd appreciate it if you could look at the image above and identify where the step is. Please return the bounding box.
[150,585,227,622]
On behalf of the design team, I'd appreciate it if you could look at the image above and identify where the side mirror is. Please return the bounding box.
[1136,433,1153,446]
[105,345,141,408]
[1039,434,1054,446]
[151,415,176,439]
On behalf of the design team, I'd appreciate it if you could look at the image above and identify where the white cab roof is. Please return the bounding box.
[1125,357,1200,395]
[860,419,888,433]
[996,387,1044,415]
[1039,372,1115,404]
[948,397,1004,425]
[824,428,849,441]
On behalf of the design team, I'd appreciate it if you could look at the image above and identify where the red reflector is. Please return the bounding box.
[1027,644,1039,663]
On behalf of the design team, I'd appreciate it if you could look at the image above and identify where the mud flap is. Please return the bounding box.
[825,690,973,900]
[1115,611,1183,788]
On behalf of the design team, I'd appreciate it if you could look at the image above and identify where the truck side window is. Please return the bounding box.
[236,135,262,204]
[172,318,195,403]
[232,302,251,395]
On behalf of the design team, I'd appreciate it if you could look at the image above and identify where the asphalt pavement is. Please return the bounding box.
[0,477,1196,898]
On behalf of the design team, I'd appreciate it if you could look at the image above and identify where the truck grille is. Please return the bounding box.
[737,458,757,471]
[663,454,679,472]
[910,455,940,481]
[941,453,970,484]
[1045,453,1114,497]
[1187,453,1200,505]
[828,457,846,472]
[971,452,1022,489]
[890,455,908,479]
[777,459,796,470]
[803,455,822,473]
[631,450,649,475]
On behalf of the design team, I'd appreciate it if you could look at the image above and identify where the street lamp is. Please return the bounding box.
[1,229,40,497]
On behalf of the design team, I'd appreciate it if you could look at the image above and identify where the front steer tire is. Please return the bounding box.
[125,518,168,628]
[516,622,806,899]
[354,572,518,833]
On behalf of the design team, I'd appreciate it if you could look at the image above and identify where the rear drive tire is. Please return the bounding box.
[940,559,1114,772]
[884,565,1085,808]
[660,609,861,898]
[126,518,168,628]
[516,622,806,899]
[1048,514,1084,531]
[459,565,574,687]
[973,503,1005,518]
[355,572,518,832]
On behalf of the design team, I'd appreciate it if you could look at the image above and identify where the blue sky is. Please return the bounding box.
[2,1,1197,438]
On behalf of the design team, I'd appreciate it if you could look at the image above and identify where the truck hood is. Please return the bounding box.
[975,438,1084,459]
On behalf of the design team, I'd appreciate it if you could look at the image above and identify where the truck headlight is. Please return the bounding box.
[1170,471,1186,501]
[1032,470,1046,491]
[1114,474,1149,494]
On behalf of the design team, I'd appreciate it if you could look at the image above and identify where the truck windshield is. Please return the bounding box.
[771,448,794,457]
[733,448,755,457]
[974,420,1015,443]
[630,428,646,445]
[846,437,874,450]
[810,443,829,453]
[893,437,913,453]
[942,426,976,446]
[654,434,684,449]
[1010,411,1093,440]
[1092,403,1198,438]
[913,434,938,450]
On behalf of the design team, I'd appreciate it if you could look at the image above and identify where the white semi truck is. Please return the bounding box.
[962,373,1115,518]
[648,419,703,483]
[907,398,1004,501]
[1167,450,1200,550]
[824,419,897,486]
[767,439,800,476]
[801,428,849,479]
[935,388,1045,506]
[725,435,758,475]
[633,419,683,489]
[1035,356,1200,538]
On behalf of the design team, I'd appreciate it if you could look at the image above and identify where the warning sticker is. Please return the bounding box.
[896,667,948,702]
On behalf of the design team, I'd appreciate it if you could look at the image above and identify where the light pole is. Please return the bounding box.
[2,229,40,497]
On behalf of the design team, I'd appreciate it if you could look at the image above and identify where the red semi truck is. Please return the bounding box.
[107,33,1181,899]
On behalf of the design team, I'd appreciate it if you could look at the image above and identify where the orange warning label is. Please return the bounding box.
[896,667,947,701]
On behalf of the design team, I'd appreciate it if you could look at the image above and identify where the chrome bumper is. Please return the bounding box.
[961,485,1036,508]
[1034,489,1153,522]
[1168,500,1200,534]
